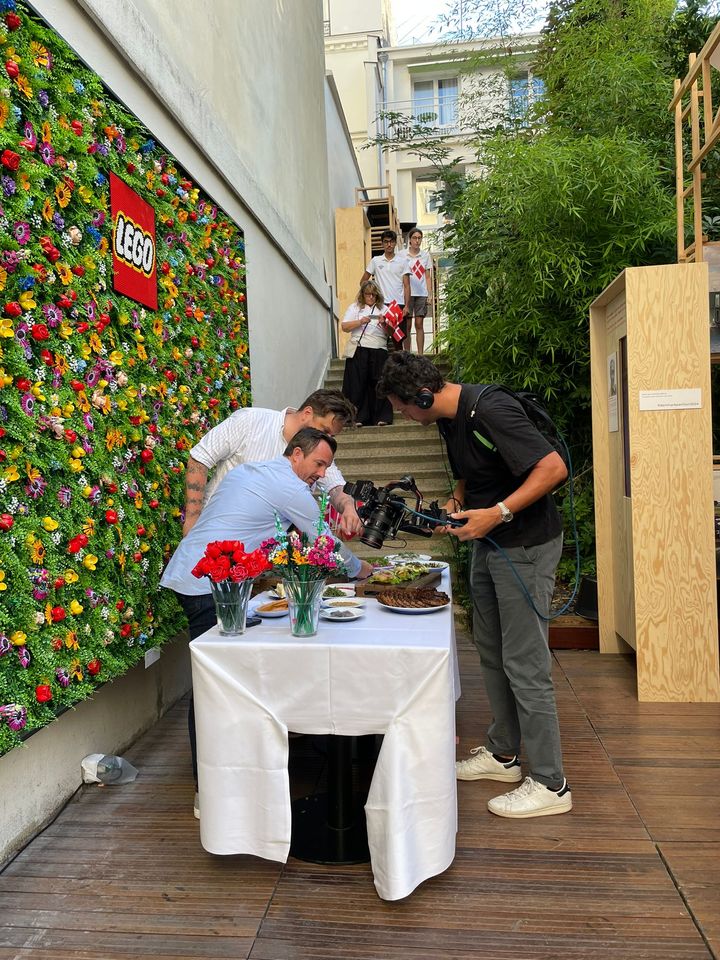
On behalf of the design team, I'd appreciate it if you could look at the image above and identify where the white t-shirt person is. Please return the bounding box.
[406,248,433,298]
[343,303,388,350]
[364,253,411,306]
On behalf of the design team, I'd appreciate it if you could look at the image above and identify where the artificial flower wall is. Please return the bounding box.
[0,0,250,754]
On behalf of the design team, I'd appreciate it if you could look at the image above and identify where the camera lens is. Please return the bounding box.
[361,503,398,549]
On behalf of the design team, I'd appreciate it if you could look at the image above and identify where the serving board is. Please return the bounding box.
[354,569,442,597]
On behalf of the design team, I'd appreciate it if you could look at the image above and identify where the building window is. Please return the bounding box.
[415,178,442,227]
[412,77,459,130]
[509,73,544,122]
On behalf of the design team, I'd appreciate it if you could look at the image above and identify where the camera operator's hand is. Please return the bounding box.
[356,559,374,580]
[442,508,499,541]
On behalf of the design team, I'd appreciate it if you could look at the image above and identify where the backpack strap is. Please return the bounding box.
[467,384,500,453]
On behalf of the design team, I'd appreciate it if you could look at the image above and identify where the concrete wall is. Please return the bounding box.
[33,0,340,406]
[0,638,191,866]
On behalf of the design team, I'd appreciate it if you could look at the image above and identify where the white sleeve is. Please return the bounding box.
[365,258,376,274]
[342,303,359,328]
[189,411,247,469]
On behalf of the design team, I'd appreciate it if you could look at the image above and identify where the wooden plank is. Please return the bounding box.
[354,568,441,596]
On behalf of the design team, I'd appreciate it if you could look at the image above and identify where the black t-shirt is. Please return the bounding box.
[438,384,562,548]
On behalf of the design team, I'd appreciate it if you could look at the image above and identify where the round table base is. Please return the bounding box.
[290,793,370,865]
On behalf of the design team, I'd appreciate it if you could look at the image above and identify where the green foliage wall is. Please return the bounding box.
[0,1,250,753]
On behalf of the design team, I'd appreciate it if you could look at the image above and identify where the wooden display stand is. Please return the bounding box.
[334,205,370,356]
[590,263,720,701]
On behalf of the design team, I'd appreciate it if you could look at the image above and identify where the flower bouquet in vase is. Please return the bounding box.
[192,541,271,636]
[261,501,346,637]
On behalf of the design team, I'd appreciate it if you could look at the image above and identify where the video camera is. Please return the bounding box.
[343,475,464,550]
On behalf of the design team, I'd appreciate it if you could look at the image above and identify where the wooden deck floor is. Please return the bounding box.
[1,622,719,960]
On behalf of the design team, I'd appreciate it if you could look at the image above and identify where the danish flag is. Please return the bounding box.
[410,258,426,280]
[383,300,405,341]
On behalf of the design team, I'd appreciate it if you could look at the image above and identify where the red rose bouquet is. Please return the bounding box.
[192,541,271,636]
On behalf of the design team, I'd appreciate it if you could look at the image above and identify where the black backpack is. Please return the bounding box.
[467,384,570,482]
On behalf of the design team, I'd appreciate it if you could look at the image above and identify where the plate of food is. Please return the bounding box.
[255,598,289,618]
[323,584,356,598]
[366,563,435,585]
[377,588,450,615]
[320,608,364,622]
[268,581,286,600]
[381,553,433,566]
[322,597,365,610]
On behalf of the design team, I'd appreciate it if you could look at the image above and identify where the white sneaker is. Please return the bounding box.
[455,745,522,782]
[193,791,200,820]
[488,776,572,819]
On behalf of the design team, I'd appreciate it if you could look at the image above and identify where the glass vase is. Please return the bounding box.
[283,576,326,638]
[209,578,253,636]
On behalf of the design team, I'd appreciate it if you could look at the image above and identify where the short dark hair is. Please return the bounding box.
[283,427,337,458]
[297,389,356,427]
[409,228,423,240]
[380,229,397,243]
[376,352,445,401]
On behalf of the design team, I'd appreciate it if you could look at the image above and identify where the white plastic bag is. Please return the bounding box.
[81,753,138,785]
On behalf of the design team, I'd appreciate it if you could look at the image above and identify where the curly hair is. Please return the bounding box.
[376,352,445,401]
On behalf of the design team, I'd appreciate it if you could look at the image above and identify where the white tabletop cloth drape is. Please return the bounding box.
[190,572,459,901]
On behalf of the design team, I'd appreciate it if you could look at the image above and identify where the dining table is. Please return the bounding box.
[189,569,459,901]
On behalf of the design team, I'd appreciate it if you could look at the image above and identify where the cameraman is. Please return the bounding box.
[376,353,571,820]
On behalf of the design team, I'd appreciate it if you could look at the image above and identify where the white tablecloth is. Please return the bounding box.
[190,572,459,901]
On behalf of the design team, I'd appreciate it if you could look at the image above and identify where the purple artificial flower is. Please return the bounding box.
[39,142,55,166]
[55,668,70,688]
[16,646,31,669]
[26,476,47,501]
[85,301,96,321]
[22,121,37,148]
[2,250,21,272]
[43,303,62,326]
[38,90,49,107]
[195,265,206,281]
[85,368,100,388]
[91,210,105,228]
[1,704,28,731]
[20,394,35,417]
[52,212,65,231]
[13,221,30,245]
[2,176,16,198]
[0,634,10,657]
[83,413,95,431]
[81,437,93,455]
[115,134,126,153]
[32,587,49,601]
[57,486,72,507]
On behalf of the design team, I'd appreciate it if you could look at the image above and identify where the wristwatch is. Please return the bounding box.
[497,501,513,523]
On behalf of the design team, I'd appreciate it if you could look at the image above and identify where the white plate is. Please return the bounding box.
[383,553,433,566]
[322,597,366,609]
[254,602,289,618]
[379,603,449,615]
[320,608,364,622]
[423,561,449,572]
[323,583,356,596]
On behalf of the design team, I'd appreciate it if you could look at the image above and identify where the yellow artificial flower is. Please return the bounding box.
[69,600,84,616]
[136,343,148,362]
[0,317,14,338]
[79,343,92,361]
[41,517,59,532]
[31,42,52,68]
[19,291,36,311]
[134,493,143,509]
[0,369,12,388]
[19,172,30,191]
[31,540,45,563]
[152,316,163,336]
[41,121,52,143]
[78,185,93,203]
[42,198,54,222]
[89,333,103,354]
[10,631,27,647]
[64,569,79,584]
[83,554,98,571]
[61,402,75,417]
[0,266,6,292]
[105,429,125,451]
[0,98,9,129]
[0,570,6,591]
[99,237,109,254]
[70,657,83,680]
[58,322,73,340]
[56,263,73,285]
[3,464,19,482]
[108,350,124,365]
[55,182,71,208]
[82,517,95,537]
[15,74,32,99]
[31,382,45,401]
[65,632,79,651]
[68,459,83,473]
[54,354,69,374]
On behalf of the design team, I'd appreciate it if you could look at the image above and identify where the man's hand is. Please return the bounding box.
[356,559,374,580]
[438,508,499,542]
[338,502,364,538]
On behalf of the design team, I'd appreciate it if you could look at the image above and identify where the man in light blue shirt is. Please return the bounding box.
[160,427,371,814]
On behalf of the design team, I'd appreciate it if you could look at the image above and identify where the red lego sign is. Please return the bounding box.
[110,172,158,310]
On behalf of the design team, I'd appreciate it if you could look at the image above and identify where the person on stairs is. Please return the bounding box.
[341,281,394,427]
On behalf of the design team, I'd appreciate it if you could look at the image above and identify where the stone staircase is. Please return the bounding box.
[325,357,456,562]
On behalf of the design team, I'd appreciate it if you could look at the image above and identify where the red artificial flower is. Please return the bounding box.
[126,162,136,173]
[64,429,78,443]
[87,658,102,676]
[57,295,73,309]
[40,349,54,366]
[148,499,159,509]
[136,525,146,536]
[35,685,53,703]
[39,237,60,263]
[1,148,19,169]
[50,606,66,623]
[132,551,142,562]
[69,381,84,393]
[70,120,84,135]
[31,323,50,341]
[128,415,142,425]
[0,514,14,531]
[67,534,89,554]
[140,449,154,463]
[4,302,22,317]
[116,600,125,611]
[54,576,65,589]
[76,321,89,333]
[5,12,22,30]
[105,509,119,524]
[120,624,132,638]
[72,265,85,277]
[16,377,31,391]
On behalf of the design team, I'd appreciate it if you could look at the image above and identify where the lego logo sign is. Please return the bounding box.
[110,172,158,310]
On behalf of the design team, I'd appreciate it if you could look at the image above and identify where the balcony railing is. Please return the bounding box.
[380,98,463,140]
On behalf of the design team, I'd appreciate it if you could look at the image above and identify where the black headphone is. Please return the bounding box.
[413,388,434,410]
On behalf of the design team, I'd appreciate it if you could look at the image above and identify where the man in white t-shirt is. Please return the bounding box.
[183,389,363,538]
[361,229,411,349]
[405,228,433,355]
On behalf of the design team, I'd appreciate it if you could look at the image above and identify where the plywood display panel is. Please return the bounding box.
[334,206,370,356]
[591,264,720,702]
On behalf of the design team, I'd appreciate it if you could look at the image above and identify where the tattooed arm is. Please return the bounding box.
[183,456,209,537]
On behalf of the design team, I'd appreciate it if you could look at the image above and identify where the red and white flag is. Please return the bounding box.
[383,300,405,342]
[410,259,426,280]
